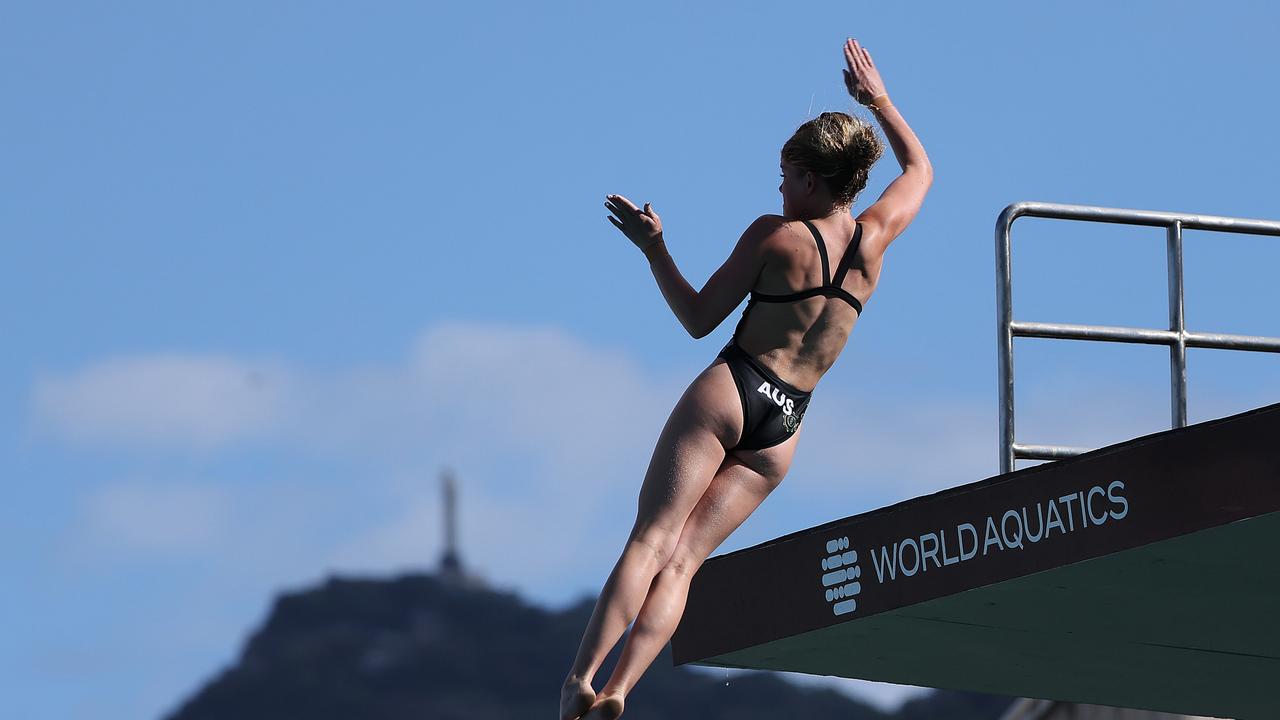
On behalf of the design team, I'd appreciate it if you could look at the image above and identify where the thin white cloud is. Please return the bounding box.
[772,671,932,713]
[406,321,681,468]
[679,665,931,713]
[78,481,230,557]
[28,354,295,451]
[25,322,678,472]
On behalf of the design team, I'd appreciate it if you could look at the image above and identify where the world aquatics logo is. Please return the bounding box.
[821,535,861,616]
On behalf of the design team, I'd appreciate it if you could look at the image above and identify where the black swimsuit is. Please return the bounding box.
[717,220,863,451]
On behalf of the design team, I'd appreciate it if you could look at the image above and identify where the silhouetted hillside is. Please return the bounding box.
[164,572,1017,720]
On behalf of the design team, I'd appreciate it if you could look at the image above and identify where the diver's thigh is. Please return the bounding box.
[630,361,742,547]
[664,447,790,574]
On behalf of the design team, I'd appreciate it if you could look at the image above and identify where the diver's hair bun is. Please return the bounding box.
[781,111,885,208]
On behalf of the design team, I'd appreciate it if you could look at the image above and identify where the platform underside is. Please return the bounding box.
[696,511,1278,719]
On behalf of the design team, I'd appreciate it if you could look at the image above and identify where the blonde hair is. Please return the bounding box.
[781,111,884,208]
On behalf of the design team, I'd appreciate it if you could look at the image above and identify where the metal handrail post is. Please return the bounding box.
[1167,220,1188,428]
[996,206,1017,474]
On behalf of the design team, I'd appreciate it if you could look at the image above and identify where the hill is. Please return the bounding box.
[165,573,1018,719]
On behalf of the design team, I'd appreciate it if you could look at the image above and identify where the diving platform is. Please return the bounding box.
[670,400,1280,720]
[669,202,1280,718]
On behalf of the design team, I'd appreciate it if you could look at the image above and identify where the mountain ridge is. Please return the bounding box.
[164,572,1017,719]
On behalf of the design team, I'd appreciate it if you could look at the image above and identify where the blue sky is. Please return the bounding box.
[5,1,1280,718]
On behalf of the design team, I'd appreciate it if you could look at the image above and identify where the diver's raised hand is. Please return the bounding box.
[605,194,664,251]
[843,38,888,106]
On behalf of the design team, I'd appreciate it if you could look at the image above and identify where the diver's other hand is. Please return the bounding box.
[843,37,888,106]
[605,194,664,251]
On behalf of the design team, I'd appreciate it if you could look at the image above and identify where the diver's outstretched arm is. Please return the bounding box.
[844,37,933,258]
[605,194,769,340]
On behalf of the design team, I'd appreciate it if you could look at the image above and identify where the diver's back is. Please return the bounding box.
[731,215,882,392]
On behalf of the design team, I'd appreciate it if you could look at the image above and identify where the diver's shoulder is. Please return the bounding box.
[735,214,791,255]
[748,213,789,230]
[750,213,805,245]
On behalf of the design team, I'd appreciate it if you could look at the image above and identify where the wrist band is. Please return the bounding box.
[643,240,668,262]
[866,93,892,111]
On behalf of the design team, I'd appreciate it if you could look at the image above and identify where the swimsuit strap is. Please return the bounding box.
[831,222,863,287]
[744,219,864,314]
[799,219,831,285]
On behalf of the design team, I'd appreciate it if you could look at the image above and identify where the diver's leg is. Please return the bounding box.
[586,435,800,716]
[562,361,740,718]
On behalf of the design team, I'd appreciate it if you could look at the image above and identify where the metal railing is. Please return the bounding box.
[996,201,1280,473]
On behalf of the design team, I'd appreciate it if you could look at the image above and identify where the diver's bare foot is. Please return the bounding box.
[560,676,596,720]
[581,691,624,720]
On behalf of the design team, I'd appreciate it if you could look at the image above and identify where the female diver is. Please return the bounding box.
[562,37,932,720]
